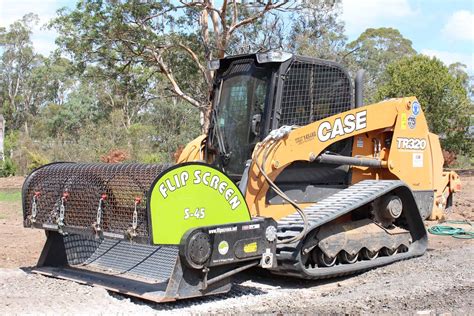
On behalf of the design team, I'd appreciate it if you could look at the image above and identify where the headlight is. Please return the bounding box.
[208,59,220,70]
[256,51,292,63]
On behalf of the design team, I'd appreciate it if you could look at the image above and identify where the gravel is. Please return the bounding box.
[1,240,472,315]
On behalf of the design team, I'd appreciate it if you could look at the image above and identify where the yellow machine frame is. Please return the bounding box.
[178,97,460,220]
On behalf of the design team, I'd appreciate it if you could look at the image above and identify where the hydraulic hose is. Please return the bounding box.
[252,133,309,244]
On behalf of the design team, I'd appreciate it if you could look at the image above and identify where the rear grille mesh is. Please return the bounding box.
[23,162,171,239]
[279,60,352,126]
[220,58,254,78]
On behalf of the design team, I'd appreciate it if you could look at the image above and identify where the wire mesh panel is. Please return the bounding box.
[63,233,101,265]
[23,162,171,240]
[279,60,352,127]
[62,234,179,283]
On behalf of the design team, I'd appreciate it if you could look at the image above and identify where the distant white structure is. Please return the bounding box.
[468,125,474,139]
[0,115,4,161]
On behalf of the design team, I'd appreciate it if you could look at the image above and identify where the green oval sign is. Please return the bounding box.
[148,163,251,244]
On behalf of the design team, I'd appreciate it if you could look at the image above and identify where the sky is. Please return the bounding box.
[340,0,474,72]
[0,0,473,73]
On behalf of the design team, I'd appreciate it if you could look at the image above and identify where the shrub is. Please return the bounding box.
[0,157,17,177]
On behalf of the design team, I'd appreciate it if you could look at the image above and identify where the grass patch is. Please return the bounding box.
[0,190,22,202]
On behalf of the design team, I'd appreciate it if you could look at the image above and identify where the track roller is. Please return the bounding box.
[381,247,398,256]
[339,251,359,264]
[361,248,379,260]
[313,250,337,267]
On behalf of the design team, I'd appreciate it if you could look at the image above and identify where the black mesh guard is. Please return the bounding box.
[22,162,172,239]
[278,59,352,127]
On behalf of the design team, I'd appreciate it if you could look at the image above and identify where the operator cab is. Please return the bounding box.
[207,51,354,202]
[208,53,277,178]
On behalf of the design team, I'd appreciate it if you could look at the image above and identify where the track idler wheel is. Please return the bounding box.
[313,250,337,267]
[361,248,379,260]
[373,194,403,227]
[339,251,359,264]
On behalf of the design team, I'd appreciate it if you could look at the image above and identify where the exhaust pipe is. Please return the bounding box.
[355,69,365,108]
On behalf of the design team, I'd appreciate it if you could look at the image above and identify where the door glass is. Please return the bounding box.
[213,69,269,176]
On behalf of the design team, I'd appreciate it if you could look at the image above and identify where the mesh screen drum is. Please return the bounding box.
[22,162,171,240]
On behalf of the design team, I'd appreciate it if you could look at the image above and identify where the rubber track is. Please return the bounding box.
[273,180,423,279]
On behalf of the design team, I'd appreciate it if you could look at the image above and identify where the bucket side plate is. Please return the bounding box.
[33,232,231,302]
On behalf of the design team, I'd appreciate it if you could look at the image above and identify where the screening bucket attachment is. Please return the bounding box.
[22,162,277,302]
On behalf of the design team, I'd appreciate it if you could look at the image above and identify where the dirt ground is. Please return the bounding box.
[0,174,472,314]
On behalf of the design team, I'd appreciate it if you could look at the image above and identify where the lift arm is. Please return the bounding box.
[244,96,459,219]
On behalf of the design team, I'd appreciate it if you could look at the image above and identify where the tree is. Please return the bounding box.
[51,0,305,130]
[346,27,416,102]
[376,55,472,155]
[0,13,40,133]
[0,14,205,175]
[289,0,347,61]
[226,12,286,54]
[448,62,474,101]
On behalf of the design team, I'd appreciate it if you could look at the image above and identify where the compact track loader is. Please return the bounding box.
[23,51,461,302]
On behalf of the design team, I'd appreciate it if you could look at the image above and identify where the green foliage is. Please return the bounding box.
[0,132,19,176]
[0,157,17,177]
[0,13,41,131]
[450,154,474,169]
[4,131,18,154]
[12,101,200,174]
[289,0,347,61]
[48,0,350,131]
[50,0,209,112]
[26,151,49,173]
[376,55,472,155]
[141,153,170,164]
[346,28,416,102]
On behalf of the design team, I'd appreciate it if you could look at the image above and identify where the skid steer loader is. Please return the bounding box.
[22,51,461,302]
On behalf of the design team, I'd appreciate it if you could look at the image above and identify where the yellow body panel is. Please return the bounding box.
[427,134,461,219]
[180,97,459,221]
[177,134,207,163]
[244,97,458,220]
